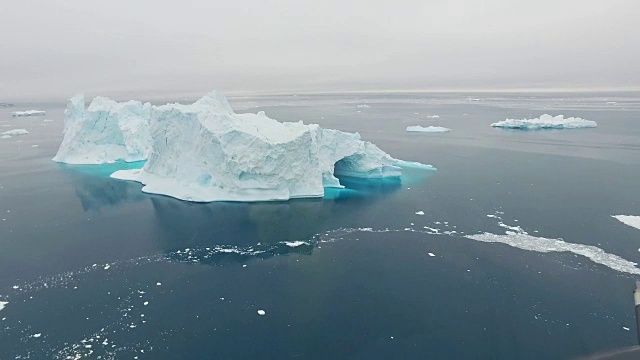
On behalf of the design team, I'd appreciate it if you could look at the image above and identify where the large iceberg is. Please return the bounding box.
[406,125,451,133]
[52,91,429,202]
[53,95,152,164]
[491,114,597,129]
[12,110,45,117]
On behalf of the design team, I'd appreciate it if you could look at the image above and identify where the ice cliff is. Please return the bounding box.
[491,114,597,129]
[52,91,429,202]
[53,95,152,164]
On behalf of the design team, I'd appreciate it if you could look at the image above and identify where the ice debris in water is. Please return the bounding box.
[283,241,307,247]
[612,215,640,231]
[0,301,7,312]
[257,310,266,316]
[415,211,425,215]
[406,126,451,133]
[491,114,597,129]
[1,129,29,136]
[12,110,45,117]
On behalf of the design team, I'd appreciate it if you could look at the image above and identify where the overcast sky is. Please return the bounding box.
[1,0,638,100]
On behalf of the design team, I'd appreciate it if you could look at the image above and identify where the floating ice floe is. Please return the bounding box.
[612,215,640,231]
[104,91,432,202]
[283,241,308,247]
[415,211,425,215]
[491,114,597,129]
[1,129,29,136]
[356,104,370,108]
[257,310,266,315]
[0,301,7,312]
[12,110,45,117]
[406,126,451,133]
[426,115,440,119]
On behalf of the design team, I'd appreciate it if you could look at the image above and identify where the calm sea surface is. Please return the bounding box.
[1,92,640,359]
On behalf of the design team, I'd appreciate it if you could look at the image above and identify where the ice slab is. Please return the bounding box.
[1,129,29,136]
[612,215,640,231]
[491,114,597,129]
[0,301,7,312]
[12,110,45,117]
[406,125,451,133]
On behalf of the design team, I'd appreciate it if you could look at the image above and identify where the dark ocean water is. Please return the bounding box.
[1,92,640,359]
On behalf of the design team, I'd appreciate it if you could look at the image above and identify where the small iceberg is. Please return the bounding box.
[612,215,640,231]
[426,115,440,119]
[1,129,29,136]
[0,301,7,312]
[491,114,597,129]
[356,104,371,108]
[406,126,451,133]
[12,110,46,117]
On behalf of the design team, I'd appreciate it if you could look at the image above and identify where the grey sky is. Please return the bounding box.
[1,0,639,100]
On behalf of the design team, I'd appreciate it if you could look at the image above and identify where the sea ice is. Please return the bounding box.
[415,211,425,215]
[53,94,152,164]
[110,91,427,202]
[1,129,29,136]
[406,125,451,133]
[12,110,45,117]
[284,241,307,247]
[0,301,7,312]
[612,215,640,231]
[257,310,266,315]
[491,114,597,129]
[426,115,440,118]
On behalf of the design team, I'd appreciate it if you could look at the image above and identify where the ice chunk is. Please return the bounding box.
[257,309,266,315]
[428,252,436,257]
[406,126,451,133]
[12,110,45,117]
[426,115,440,118]
[0,301,7,312]
[53,94,152,164]
[612,215,640,231]
[110,91,424,202]
[465,232,640,275]
[1,129,29,136]
[356,104,370,108]
[415,211,425,215]
[284,241,307,247]
[491,114,597,129]
[1,135,11,139]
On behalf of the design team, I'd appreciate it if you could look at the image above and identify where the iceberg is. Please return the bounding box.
[0,301,7,312]
[1,129,29,136]
[12,110,45,117]
[67,91,430,202]
[491,114,597,129]
[406,125,451,133]
[53,94,152,164]
[612,215,640,231]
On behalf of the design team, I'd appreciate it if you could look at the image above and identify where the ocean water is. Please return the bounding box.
[1,92,639,359]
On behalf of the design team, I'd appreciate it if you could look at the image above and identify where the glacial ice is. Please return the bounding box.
[72,91,430,202]
[406,125,451,133]
[0,301,7,312]
[1,129,29,136]
[53,94,152,164]
[612,215,640,231]
[491,114,597,129]
[12,110,45,117]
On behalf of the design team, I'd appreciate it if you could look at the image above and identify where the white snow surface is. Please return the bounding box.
[12,110,45,117]
[1,129,29,136]
[53,94,152,164]
[612,215,640,231]
[110,91,423,202]
[491,114,597,129]
[0,301,7,312]
[406,125,451,133]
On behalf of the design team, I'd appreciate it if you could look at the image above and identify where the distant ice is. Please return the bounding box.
[43,119,53,122]
[415,211,425,215]
[0,301,7,312]
[356,104,371,108]
[12,110,45,117]
[32,333,42,338]
[491,114,597,129]
[612,215,640,231]
[257,309,266,315]
[426,115,440,118]
[0,135,10,139]
[284,241,308,247]
[428,253,435,257]
[406,126,451,133]
[1,129,29,136]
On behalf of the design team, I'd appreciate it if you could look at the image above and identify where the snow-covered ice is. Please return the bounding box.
[612,215,640,231]
[0,301,7,312]
[284,241,308,247]
[109,91,428,202]
[257,310,266,315]
[428,253,436,257]
[491,114,597,129]
[1,129,29,136]
[406,125,451,133]
[12,110,45,117]
[415,211,425,215]
[53,94,152,164]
